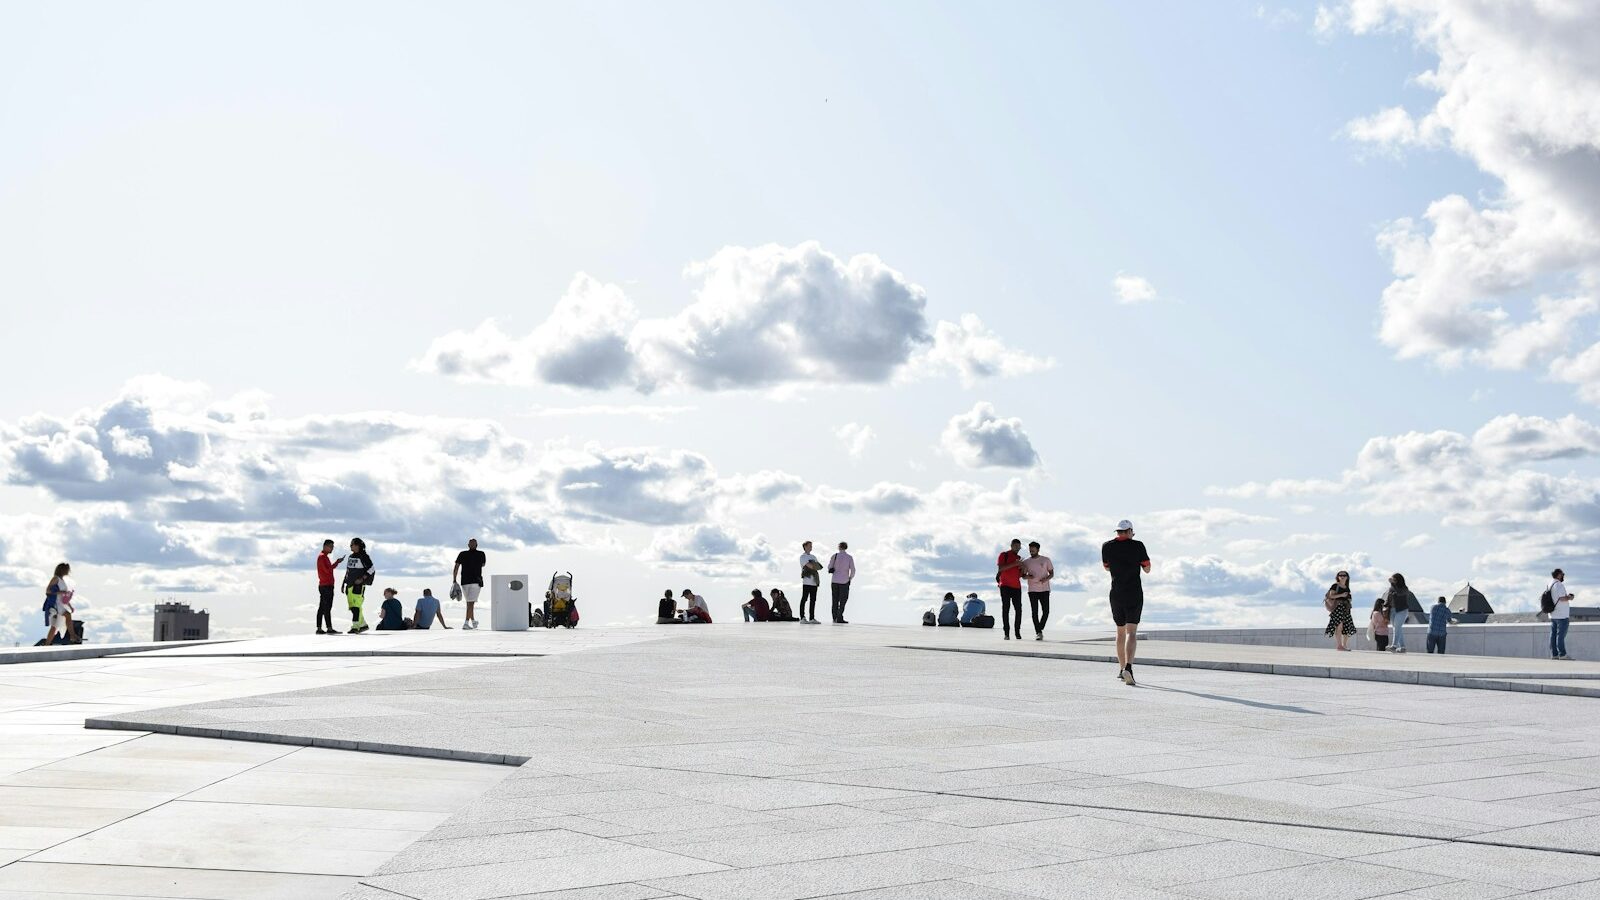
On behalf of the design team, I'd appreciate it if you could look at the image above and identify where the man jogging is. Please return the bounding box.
[829,541,856,624]
[1020,541,1054,641]
[452,538,487,630]
[799,540,822,623]
[996,538,1024,640]
[315,539,344,635]
[1101,520,1150,685]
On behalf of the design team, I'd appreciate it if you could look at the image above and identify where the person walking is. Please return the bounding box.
[1369,599,1390,651]
[1020,542,1054,641]
[996,538,1024,640]
[1427,596,1449,654]
[43,563,75,646]
[452,538,487,630]
[1101,520,1150,686]
[1384,573,1417,653]
[1547,568,1574,660]
[828,542,855,624]
[343,537,374,634]
[1324,570,1355,651]
[799,541,822,623]
[315,539,344,635]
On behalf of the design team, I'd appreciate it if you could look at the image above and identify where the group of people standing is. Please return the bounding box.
[1325,571,1449,654]
[313,538,486,634]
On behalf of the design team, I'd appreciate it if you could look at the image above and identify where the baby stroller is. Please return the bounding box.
[538,571,580,629]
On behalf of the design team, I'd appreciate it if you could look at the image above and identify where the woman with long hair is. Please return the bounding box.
[1324,570,1356,651]
[44,562,74,645]
[1385,573,1417,653]
[1369,598,1390,652]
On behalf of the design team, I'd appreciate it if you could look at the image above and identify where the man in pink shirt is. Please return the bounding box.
[1020,541,1054,641]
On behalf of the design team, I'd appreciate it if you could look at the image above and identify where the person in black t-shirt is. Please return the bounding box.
[1101,519,1151,686]
[452,538,487,630]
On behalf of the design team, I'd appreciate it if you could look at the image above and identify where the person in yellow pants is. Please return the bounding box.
[345,584,368,633]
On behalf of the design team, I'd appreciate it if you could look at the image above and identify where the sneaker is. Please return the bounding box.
[1004,633,1011,640]
[1395,647,1406,653]
[315,629,325,635]
[838,620,849,625]
[1560,654,1573,660]
[1119,666,1133,686]
[1035,633,1043,641]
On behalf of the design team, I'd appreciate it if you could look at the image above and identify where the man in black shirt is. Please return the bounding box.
[452,538,487,630]
[1101,519,1150,686]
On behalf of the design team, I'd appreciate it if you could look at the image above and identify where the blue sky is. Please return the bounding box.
[3,0,1597,642]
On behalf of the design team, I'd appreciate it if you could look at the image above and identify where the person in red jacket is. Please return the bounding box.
[315,539,344,635]
[996,538,1025,640]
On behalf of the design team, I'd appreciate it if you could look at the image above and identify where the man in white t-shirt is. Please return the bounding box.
[1549,568,1575,660]
[828,542,856,624]
[798,541,822,623]
[1019,541,1054,641]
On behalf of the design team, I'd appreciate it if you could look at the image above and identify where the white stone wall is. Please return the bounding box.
[1141,622,1595,659]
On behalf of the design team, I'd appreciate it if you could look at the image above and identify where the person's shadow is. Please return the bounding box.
[1140,684,1323,715]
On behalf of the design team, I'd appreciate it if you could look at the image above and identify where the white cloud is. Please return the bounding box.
[814,482,923,516]
[835,422,875,459]
[1401,533,1435,549]
[416,242,1047,394]
[640,524,773,578]
[1328,1,1600,400]
[1112,273,1159,304]
[939,402,1040,469]
[912,314,1054,385]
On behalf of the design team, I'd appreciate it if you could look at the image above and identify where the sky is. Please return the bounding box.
[3,0,1599,644]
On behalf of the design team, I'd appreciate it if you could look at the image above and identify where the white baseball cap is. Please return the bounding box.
[1116,519,1134,532]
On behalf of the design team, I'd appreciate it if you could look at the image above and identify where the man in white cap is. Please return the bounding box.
[1101,519,1150,685]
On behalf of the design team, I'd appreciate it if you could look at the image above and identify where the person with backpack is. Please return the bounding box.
[996,538,1025,640]
[1384,573,1417,653]
[1546,568,1574,660]
[344,538,375,634]
[960,592,988,626]
[42,562,75,645]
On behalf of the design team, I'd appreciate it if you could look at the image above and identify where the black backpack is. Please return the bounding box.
[1540,587,1556,614]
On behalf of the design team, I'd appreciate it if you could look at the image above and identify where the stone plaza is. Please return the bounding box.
[7,624,1600,899]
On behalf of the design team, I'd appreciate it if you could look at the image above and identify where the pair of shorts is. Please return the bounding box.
[1109,590,1143,626]
[462,583,482,603]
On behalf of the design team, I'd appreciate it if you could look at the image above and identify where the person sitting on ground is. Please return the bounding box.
[412,589,447,630]
[938,592,961,626]
[960,592,987,626]
[657,589,682,624]
[769,588,798,621]
[742,589,773,622]
[682,589,712,623]
[376,588,412,630]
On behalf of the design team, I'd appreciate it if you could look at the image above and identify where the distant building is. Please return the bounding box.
[1450,583,1494,623]
[153,602,209,642]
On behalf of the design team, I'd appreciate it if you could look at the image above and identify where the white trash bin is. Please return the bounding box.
[490,574,530,632]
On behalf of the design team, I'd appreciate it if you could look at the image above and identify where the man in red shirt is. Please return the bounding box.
[996,538,1025,640]
[315,539,344,635]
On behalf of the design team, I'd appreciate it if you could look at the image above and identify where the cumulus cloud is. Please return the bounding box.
[835,423,875,459]
[416,242,1048,394]
[1112,273,1159,304]
[939,403,1040,469]
[1326,1,1600,400]
[1216,409,1600,603]
[640,524,773,578]
[814,482,924,516]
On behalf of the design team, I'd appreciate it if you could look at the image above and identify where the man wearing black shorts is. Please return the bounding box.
[1101,519,1150,686]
